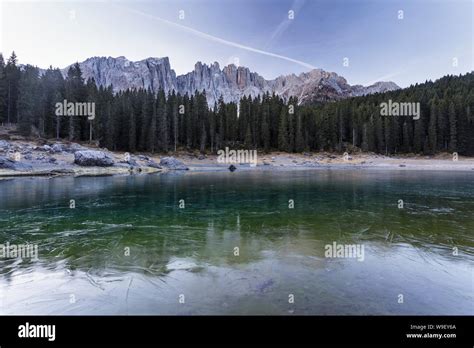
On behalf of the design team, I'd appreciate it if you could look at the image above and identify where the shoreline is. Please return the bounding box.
[175,151,474,173]
[1,135,473,179]
[1,151,473,179]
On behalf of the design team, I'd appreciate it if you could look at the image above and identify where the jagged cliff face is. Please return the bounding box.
[76,56,178,95]
[176,62,273,107]
[64,56,400,106]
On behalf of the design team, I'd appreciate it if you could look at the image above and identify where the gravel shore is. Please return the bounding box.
[1,137,473,179]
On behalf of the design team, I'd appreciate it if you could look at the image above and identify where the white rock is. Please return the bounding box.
[74,150,114,167]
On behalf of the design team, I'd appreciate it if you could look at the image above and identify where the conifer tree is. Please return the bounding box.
[448,102,457,152]
[129,105,136,152]
[278,107,289,151]
[157,88,167,152]
[18,65,40,135]
[5,52,20,124]
[0,54,6,123]
[428,100,438,154]
[295,114,304,152]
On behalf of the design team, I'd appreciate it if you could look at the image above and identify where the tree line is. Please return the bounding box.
[1,51,473,155]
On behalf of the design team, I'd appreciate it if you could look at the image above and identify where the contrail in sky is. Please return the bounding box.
[264,0,306,50]
[116,4,317,70]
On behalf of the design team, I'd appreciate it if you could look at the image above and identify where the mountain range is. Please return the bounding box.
[61,56,400,106]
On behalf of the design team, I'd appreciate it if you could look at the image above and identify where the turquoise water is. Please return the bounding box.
[0,170,473,314]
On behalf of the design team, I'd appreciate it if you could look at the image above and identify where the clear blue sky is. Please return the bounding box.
[1,0,472,87]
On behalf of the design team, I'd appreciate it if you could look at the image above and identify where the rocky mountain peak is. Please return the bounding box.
[63,56,400,106]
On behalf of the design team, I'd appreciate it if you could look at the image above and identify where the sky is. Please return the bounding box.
[1,0,472,87]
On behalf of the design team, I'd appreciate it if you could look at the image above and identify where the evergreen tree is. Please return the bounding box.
[448,102,457,152]
[402,121,411,153]
[413,116,424,153]
[428,100,438,154]
[0,54,6,123]
[5,52,20,124]
[140,89,153,151]
[105,100,116,151]
[209,103,216,152]
[295,114,304,152]
[148,98,157,153]
[244,123,252,148]
[129,105,136,152]
[18,65,40,135]
[65,63,85,141]
[278,107,288,151]
[261,110,270,152]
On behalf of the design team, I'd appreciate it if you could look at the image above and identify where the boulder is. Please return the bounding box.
[0,140,10,149]
[42,145,52,152]
[74,150,114,167]
[145,160,162,169]
[51,144,63,153]
[159,157,188,170]
[0,156,32,171]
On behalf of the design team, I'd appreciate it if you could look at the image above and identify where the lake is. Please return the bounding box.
[0,170,472,315]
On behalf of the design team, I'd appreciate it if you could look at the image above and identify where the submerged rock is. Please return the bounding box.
[256,279,274,293]
[159,157,188,170]
[74,150,114,167]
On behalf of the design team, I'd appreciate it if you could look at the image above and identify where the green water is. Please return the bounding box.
[0,170,473,315]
